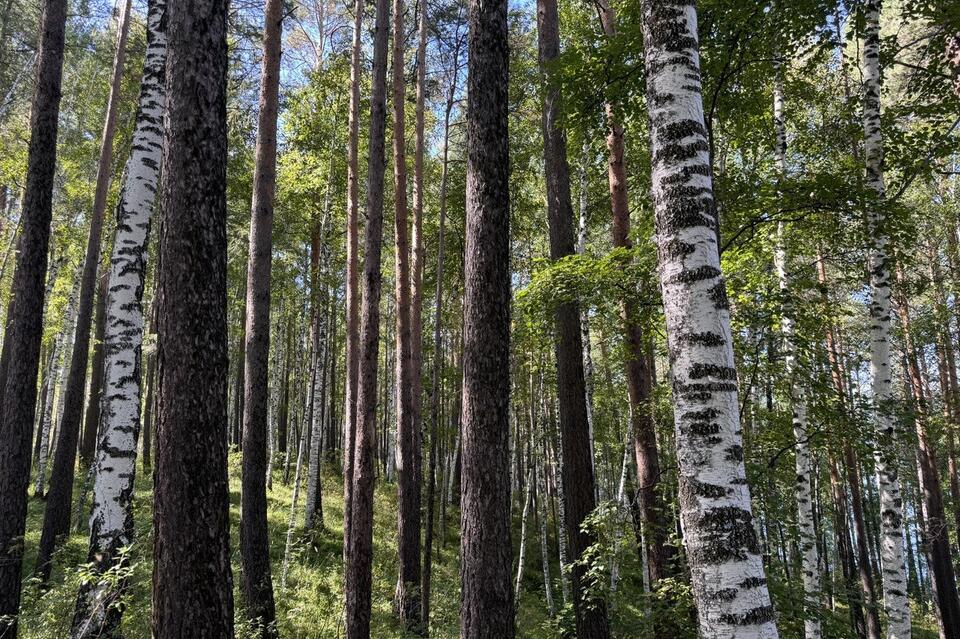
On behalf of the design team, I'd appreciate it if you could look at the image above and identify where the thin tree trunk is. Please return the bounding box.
[239,0,283,632]
[432,38,463,559]
[818,254,883,639]
[596,0,669,591]
[0,0,67,623]
[70,3,167,632]
[409,0,429,628]
[344,0,389,631]
[771,52,821,639]
[142,293,158,472]
[306,210,331,529]
[459,0,514,634]
[281,387,310,589]
[74,266,111,534]
[536,0,607,633]
[514,465,534,602]
[342,0,364,565]
[36,271,79,499]
[894,264,960,637]
[152,0,234,632]
[536,428,555,619]
[391,0,421,626]
[79,264,109,466]
[36,0,131,581]
[861,3,912,635]
[640,3,777,636]
[577,149,598,496]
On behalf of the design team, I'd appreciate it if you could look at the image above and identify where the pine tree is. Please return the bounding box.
[152,0,234,632]
[459,0,514,635]
[0,0,68,630]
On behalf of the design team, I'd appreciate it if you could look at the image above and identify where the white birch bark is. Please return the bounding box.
[514,465,533,603]
[281,391,310,589]
[861,2,911,636]
[536,454,555,618]
[72,0,167,633]
[641,3,777,636]
[771,55,821,639]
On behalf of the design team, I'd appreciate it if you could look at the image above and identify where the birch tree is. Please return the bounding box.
[771,53,821,639]
[70,2,167,634]
[641,2,778,636]
[36,0,132,580]
[860,2,911,636]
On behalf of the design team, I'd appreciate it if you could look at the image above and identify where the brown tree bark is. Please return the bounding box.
[422,16,462,626]
[79,266,108,467]
[893,263,960,637]
[817,254,882,639]
[536,0,607,634]
[391,0,422,626]
[239,0,283,633]
[459,0,514,635]
[594,0,668,589]
[0,0,68,629]
[342,0,364,562]
[344,0,389,632]
[151,0,234,633]
[36,0,131,581]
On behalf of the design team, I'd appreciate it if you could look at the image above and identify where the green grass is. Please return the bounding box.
[17,453,569,638]
[16,453,944,638]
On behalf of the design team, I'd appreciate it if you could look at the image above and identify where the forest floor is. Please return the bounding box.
[15,453,941,638]
[17,453,578,638]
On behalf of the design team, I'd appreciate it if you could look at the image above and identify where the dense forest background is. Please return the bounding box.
[2,0,960,637]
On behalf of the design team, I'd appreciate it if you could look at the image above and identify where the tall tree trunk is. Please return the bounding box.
[818,253,881,639]
[391,0,422,627]
[861,3,912,635]
[342,0,364,564]
[536,424,555,618]
[152,0,234,632]
[771,53,821,639]
[894,264,960,637]
[280,375,310,589]
[239,0,283,633]
[595,0,668,588]
[409,0,427,572]
[422,22,460,623]
[79,266,109,466]
[306,211,331,530]
[640,3,777,636]
[344,0,389,631]
[70,1,167,633]
[0,0,67,624]
[36,0,131,581]
[35,272,79,499]
[536,0,607,634]
[514,465,534,601]
[459,0,514,635]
